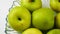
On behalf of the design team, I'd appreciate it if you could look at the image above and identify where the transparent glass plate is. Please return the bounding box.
[5,0,21,34]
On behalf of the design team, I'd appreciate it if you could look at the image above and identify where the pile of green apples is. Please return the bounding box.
[7,0,60,34]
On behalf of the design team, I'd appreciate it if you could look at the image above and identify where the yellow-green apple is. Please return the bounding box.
[32,8,55,30]
[47,29,60,34]
[56,13,60,28]
[7,6,31,32]
[22,28,42,34]
[20,0,42,12]
[50,0,60,12]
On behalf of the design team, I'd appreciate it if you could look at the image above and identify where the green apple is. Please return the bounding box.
[47,29,60,34]
[32,8,55,30]
[50,0,60,12]
[56,13,60,28]
[7,6,31,32]
[22,28,42,34]
[20,0,42,12]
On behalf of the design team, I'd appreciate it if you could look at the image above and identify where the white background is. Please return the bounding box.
[0,0,50,34]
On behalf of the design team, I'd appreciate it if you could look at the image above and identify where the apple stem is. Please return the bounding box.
[29,0,34,2]
[59,0,60,2]
[18,18,21,21]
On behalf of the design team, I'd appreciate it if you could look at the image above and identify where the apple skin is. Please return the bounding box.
[22,28,42,34]
[32,8,55,30]
[56,13,60,28]
[7,6,31,32]
[47,29,60,34]
[50,0,60,12]
[20,0,42,11]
